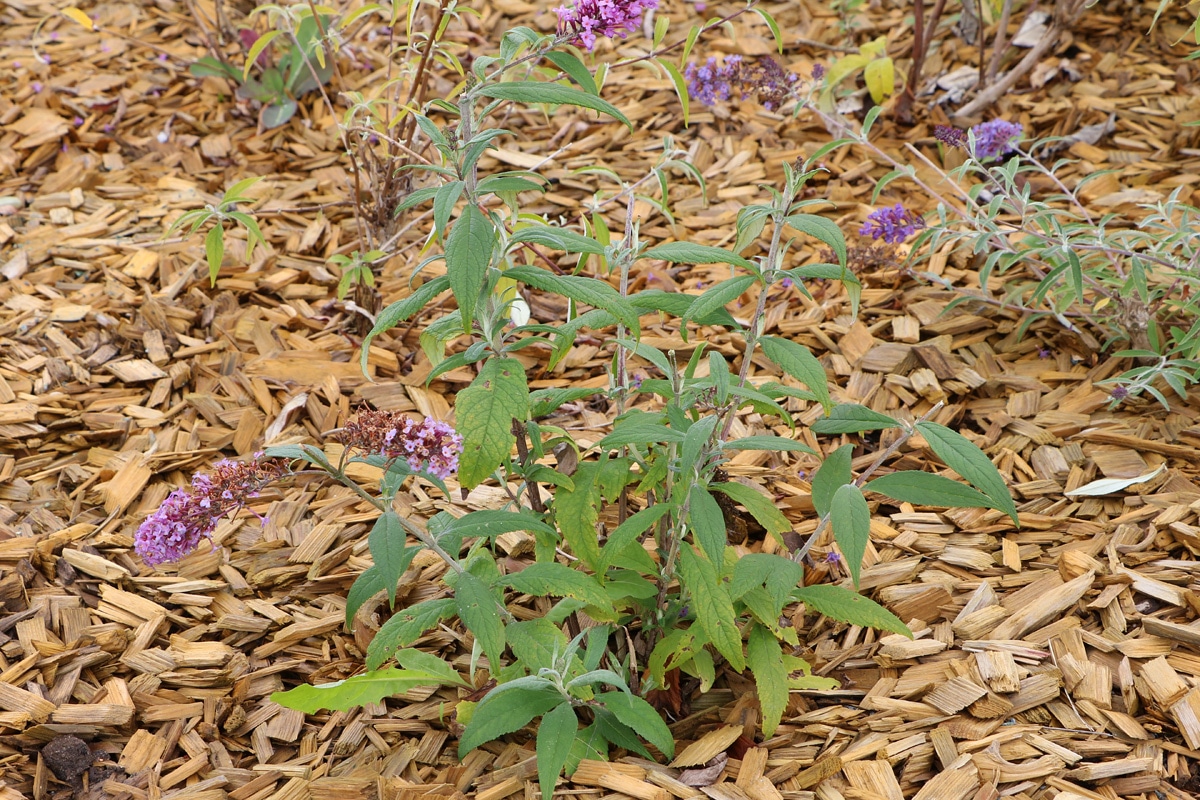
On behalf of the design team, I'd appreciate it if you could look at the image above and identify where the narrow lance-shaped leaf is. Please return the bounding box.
[810,404,899,435]
[867,471,998,510]
[811,444,852,519]
[793,584,911,637]
[477,82,631,129]
[758,336,831,411]
[369,511,417,607]
[830,483,870,588]
[537,702,578,800]
[271,667,456,714]
[915,422,1019,524]
[445,205,496,334]
[747,624,788,737]
[455,571,505,668]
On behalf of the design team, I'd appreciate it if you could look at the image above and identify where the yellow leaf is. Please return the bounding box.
[859,35,888,59]
[864,57,895,103]
[62,7,95,30]
[825,54,868,89]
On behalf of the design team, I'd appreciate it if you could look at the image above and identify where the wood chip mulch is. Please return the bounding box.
[6,0,1200,798]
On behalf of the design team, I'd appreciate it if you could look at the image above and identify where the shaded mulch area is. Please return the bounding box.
[7,0,1200,798]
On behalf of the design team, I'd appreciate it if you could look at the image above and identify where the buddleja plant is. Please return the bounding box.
[257,7,1022,796]
[121,0,1024,793]
[832,115,1200,408]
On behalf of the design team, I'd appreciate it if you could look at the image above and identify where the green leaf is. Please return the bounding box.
[647,628,696,688]
[747,624,788,737]
[811,444,852,519]
[509,225,607,255]
[592,707,654,760]
[271,667,455,714]
[595,692,675,759]
[641,242,755,270]
[730,553,804,610]
[366,598,457,670]
[345,566,386,626]
[722,436,817,455]
[507,619,570,673]
[556,462,602,570]
[506,265,639,336]
[793,584,911,637]
[537,702,578,800]
[433,180,465,241]
[679,275,757,335]
[629,290,736,327]
[204,224,224,284]
[758,337,831,412]
[369,512,417,607]
[830,484,870,588]
[615,338,673,375]
[710,481,790,537]
[915,422,1018,524]
[867,471,998,511]
[446,204,496,333]
[596,422,684,449]
[459,685,564,755]
[446,509,557,543]
[679,547,745,672]
[600,504,672,573]
[810,404,899,435]
[476,175,548,196]
[660,58,690,126]
[542,51,598,94]
[680,416,718,478]
[395,648,471,688]
[505,563,612,610]
[478,82,631,129]
[359,276,452,375]
[567,724,609,773]
[783,214,846,268]
[456,359,528,489]
[753,6,784,53]
[688,484,727,565]
[456,571,505,668]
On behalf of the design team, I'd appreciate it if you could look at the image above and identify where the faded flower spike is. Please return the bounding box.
[337,410,464,479]
[685,55,799,109]
[134,455,289,567]
[555,0,658,51]
[971,119,1023,160]
[860,204,925,244]
[934,124,966,149]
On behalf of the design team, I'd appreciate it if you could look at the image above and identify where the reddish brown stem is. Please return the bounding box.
[895,0,948,123]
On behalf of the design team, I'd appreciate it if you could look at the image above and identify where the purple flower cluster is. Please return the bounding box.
[860,204,925,244]
[134,455,289,567]
[337,410,463,479]
[972,119,1023,159]
[555,0,657,51]
[685,55,800,110]
[935,120,1023,160]
[686,55,740,106]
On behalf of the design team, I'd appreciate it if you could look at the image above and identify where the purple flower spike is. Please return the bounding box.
[134,455,289,566]
[811,63,825,82]
[934,124,966,149]
[337,410,463,479]
[860,204,925,244]
[971,119,1023,160]
[555,0,658,51]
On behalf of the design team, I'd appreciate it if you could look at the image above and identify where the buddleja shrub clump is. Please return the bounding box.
[136,1,1021,796]
[809,106,1200,409]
